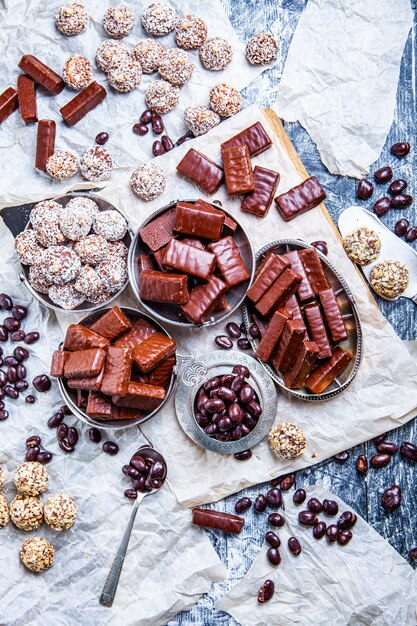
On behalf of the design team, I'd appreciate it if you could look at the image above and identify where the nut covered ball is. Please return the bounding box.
[209,83,242,118]
[268,422,307,460]
[10,494,43,531]
[145,80,180,114]
[56,2,88,36]
[46,150,79,180]
[132,39,165,74]
[370,259,409,299]
[130,162,166,201]
[74,265,104,300]
[59,207,92,241]
[41,246,81,285]
[108,54,142,92]
[0,494,9,528]
[0,464,6,490]
[33,219,66,248]
[103,6,134,39]
[93,210,127,241]
[141,3,177,37]
[48,282,85,309]
[96,40,130,73]
[246,33,278,65]
[73,235,109,265]
[44,493,77,531]
[175,14,207,50]
[184,105,220,137]
[80,146,113,181]
[158,49,194,86]
[15,230,44,266]
[14,462,49,496]
[20,537,55,572]
[62,55,93,90]
[30,200,62,228]
[199,37,233,71]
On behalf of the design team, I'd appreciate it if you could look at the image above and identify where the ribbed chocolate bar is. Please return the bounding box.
[60,81,107,126]
[255,268,302,317]
[176,148,224,194]
[112,382,165,411]
[181,275,228,324]
[174,200,225,240]
[299,248,329,295]
[272,319,306,373]
[67,368,104,391]
[255,309,291,362]
[179,237,206,250]
[192,508,244,534]
[247,255,289,303]
[319,288,348,343]
[64,324,110,352]
[114,318,156,349]
[140,208,176,252]
[90,307,131,341]
[17,75,37,124]
[18,55,64,94]
[222,144,255,195]
[221,121,272,157]
[148,355,175,388]
[139,255,155,272]
[284,340,319,389]
[50,350,68,377]
[86,391,112,420]
[35,120,56,170]
[208,236,249,288]
[153,247,167,271]
[111,406,142,421]
[303,304,332,359]
[0,87,18,124]
[305,347,352,394]
[64,348,106,379]
[241,166,280,217]
[275,176,326,221]
[280,294,304,321]
[164,238,216,280]
[100,346,133,395]
[133,332,176,373]
[284,250,314,303]
[140,269,189,304]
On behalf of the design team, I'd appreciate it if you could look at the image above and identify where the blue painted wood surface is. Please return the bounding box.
[168,1,417,624]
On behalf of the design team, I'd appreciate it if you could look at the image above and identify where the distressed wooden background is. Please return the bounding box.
[168,0,417,624]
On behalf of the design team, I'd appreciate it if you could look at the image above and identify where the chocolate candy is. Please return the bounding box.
[148,355,175,388]
[283,340,319,389]
[18,55,64,94]
[0,87,18,124]
[284,250,314,303]
[17,75,37,125]
[140,270,189,304]
[100,346,133,395]
[275,176,326,221]
[50,350,68,377]
[281,294,303,321]
[222,144,255,195]
[86,391,112,420]
[258,579,275,603]
[304,304,332,359]
[113,382,165,411]
[192,508,244,534]
[64,348,106,379]
[35,120,56,171]
[176,148,224,194]
[114,318,156,349]
[319,289,348,343]
[90,306,131,341]
[67,369,104,391]
[272,319,306,373]
[174,200,225,240]
[221,121,272,157]
[208,236,249,288]
[222,215,237,236]
[139,255,155,272]
[299,248,329,295]
[181,275,228,324]
[164,238,216,280]
[247,254,289,303]
[64,324,110,352]
[140,208,176,252]
[60,81,107,126]
[255,309,291,362]
[241,166,280,217]
[390,142,410,158]
[255,268,303,317]
[133,332,176,373]
[305,347,352,394]
[357,179,374,199]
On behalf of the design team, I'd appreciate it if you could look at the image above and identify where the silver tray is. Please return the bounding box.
[243,239,363,402]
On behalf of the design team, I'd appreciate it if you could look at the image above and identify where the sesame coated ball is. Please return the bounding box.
[73,235,109,265]
[20,537,55,572]
[80,146,113,182]
[14,461,49,496]
[199,37,233,71]
[14,230,45,265]
[268,422,307,460]
[0,494,9,528]
[130,162,166,201]
[62,55,93,90]
[141,3,177,37]
[132,39,165,74]
[158,49,194,85]
[209,83,242,118]
[56,2,88,36]
[46,150,78,180]
[95,40,130,73]
[30,200,62,228]
[175,15,207,50]
[41,246,81,285]
[10,495,43,531]
[93,210,127,241]
[184,105,220,137]
[48,282,85,309]
[44,493,77,531]
[0,465,6,490]
[59,207,92,241]
[246,33,278,65]
[74,265,104,300]
[145,80,180,114]
[103,6,134,39]
[107,54,142,92]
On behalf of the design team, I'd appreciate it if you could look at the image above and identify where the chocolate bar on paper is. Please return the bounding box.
[255,309,291,362]
[174,200,225,240]
[90,306,131,341]
[208,236,249,288]
[304,304,332,359]
[140,208,176,251]
[284,340,319,389]
[222,144,255,195]
[284,250,314,303]
[133,332,176,373]
[221,121,272,157]
[50,350,68,377]
[163,238,216,280]
[272,319,306,373]
[275,176,326,221]
[140,269,189,304]
[305,347,352,394]
[35,120,56,170]
[176,148,224,194]
[255,268,302,317]
[247,255,289,303]
[181,275,228,324]
[299,248,329,295]
[148,355,175,388]
[112,382,166,411]
[192,508,244,534]
[67,368,104,391]
[114,318,156,349]
[64,324,110,352]
[0,87,18,124]
[60,81,107,126]
[280,294,303,321]
[17,75,37,124]
[18,55,64,94]
[319,288,348,343]
[241,166,280,217]
[100,346,133,395]
[64,348,106,379]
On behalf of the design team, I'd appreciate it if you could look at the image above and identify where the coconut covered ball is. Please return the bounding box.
[132,39,165,74]
[95,40,130,73]
[44,493,77,531]
[209,83,242,118]
[48,282,86,309]
[268,422,307,460]
[59,207,92,241]
[56,2,88,36]
[108,55,142,92]
[175,14,207,50]
[184,105,220,137]
[103,6,134,39]
[145,80,180,114]
[62,55,93,90]
[130,163,166,201]
[246,33,278,65]
[66,197,99,221]
[14,461,49,496]
[158,49,194,85]
[10,494,43,531]
[96,256,128,293]
[30,200,62,228]
[199,37,232,71]
[46,150,79,180]
[0,465,6,490]
[74,266,104,300]
[80,146,113,182]
[29,262,52,294]
[20,537,55,572]
[93,210,127,241]
[0,494,9,528]
[141,3,177,37]
[14,230,45,266]
[73,235,109,265]
[41,246,81,285]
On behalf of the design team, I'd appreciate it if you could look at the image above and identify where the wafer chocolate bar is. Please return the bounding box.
[180,237,206,250]
[50,350,68,377]
[303,304,332,359]
[60,81,107,126]
[64,348,106,379]
[319,288,348,343]
[222,144,255,195]
[140,269,189,304]
[222,215,237,236]
[272,319,307,373]
[100,346,133,395]
[77,389,88,409]
[176,148,224,194]
[208,236,249,288]
[192,508,244,534]
[17,75,37,124]
[280,295,303,321]
[255,309,292,362]
[241,166,280,217]
[153,247,167,271]
[284,250,314,303]
[174,200,224,240]
[114,318,156,349]
[35,119,56,170]
[86,391,112,420]
[247,255,289,303]
[221,121,272,157]
[284,340,319,389]
[140,208,176,251]
[133,332,176,373]
[64,324,110,352]
[305,347,352,394]
[256,268,302,317]
[148,355,175,388]
[111,405,142,420]
[139,255,155,272]
[112,382,166,411]
[181,275,228,324]
[0,87,18,124]
[299,248,329,295]
[90,306,131,341]
[67,368,104,391]
[275,176,326,221]
[164,238,216,280]
[18,54,64,94]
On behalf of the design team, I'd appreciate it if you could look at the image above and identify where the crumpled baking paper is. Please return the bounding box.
[0,0,277,207]
[273,0,414,178]
[216,485,417,625]
[0,224,226,626]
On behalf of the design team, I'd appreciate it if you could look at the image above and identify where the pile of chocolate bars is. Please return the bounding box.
[247,247,352,393]
[50,307,176,421]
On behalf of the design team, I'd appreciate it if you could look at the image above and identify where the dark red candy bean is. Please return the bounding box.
[307,497,323,514]
[57,423,68,439]
[103,441,119,455]
[356,454,368,475]
[4,356,18,366]
[381,484,402,511]
[333,451,349,463]
[337,511,357,530]
[0,327,8,342]
[376,442,398,455]
[11,330,25,342]
[391,194,413,208]
[400,441,417,462]
[151,114,164,135]
[175,132,193,147]
[37,451,52,464]
[239,385,254,405]
[133,122,148,135]
[313,521,327,539]
[258,579,274,603]
[267,547,281,566]
[4,317,20,331]
[203,377,221,392]
[195,413,209,428]
[26,446,40,461]
[235,497,252,514]
[395,219,409,236]
[59,440,74,454]
[140,109,153,124]
[16,364,26,379]
[132,476,148,492]
[124,488,138,500]
[214,335,233,350]
[370,453,391,468]
[15,380,28,391]
[204,398,225,413]
[0,388,5,400]
[231,374,245,393]
[33,374,51,392]
[11,305,27,320]
[67,427,79,446]
[149,460,166,480]
[226,322,241,339]
[310,240,328,255]
[254,494,268,512]
[374,166,393,183]
[4,385,18,399]
[337,530,353,545]
[357,179,374,199]
[244,413,257,430]
[204,423,217,436]
[268,513,285,527]
[152,140,165,156]
[237,338,251,350]
[95,132,109,145]
[406,227,417,242]
[130,455,147,473]
[218,416,232,432]
[326,524,339,543]
[161,135,174,152]
[298,510,318,526]
[388,179,407,195]
[267,488,282,508]
[0,294,13,310]
[288,537,301,556]
[24,332,39,344]
[221,374,234,386]
[279,474,295,491]
[13,346,29,361]
[26,435,41,448]
[217,386,236,403]
[60,405,71,415]
[390,142,410,157]
[88,427,101,443]
[122,464,132,477]
[373,197,391,216]
[0,409,8,420]
[323,499,339,516]
[0,401,4,410]
[293,488,306,505]
[247,400,262,417]
[0,371,6,387]
[233,364,249,378]
[48,412,64,428]
[265,531,280,548]
[373,432,387,445]
[25,395,35,404]
[249,323,260,338]
[234,449,252,461]
[409,547,417,561]
[231,425,243,440]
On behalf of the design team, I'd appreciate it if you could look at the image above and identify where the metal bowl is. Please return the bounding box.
[243,239,363,402]
[20,192,132,314]
[127,199,255,327]
[57,307,177,430]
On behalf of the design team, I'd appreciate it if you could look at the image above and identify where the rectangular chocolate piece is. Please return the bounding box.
[64,348,106,379]
[272,319,307,373]
[284,250,315,303]
[255,310,291,362]
[222,144,255,195]
[17,75,37,124]
[133,332,176,373]
[252,314,270,337]
[254,252,278,278]
[214,296,230,313]
[275,176,326,222]
[319,288,348,343]
[67,368,104,391]
[222,215,237,236]
[86,391,112,420]
[305,347,352,394]
[176,149,224,194]
[50,350,68,377]
[90,307,131,341]
[247,255,289,303]
[112,382,165,411]
[140,269,189,304]
[241,166,280,217]
[0,87,18,124]
[18,55,64,94]
[35,119,56,170]
[60,81,107,126]
[221,121,272,157]
[181,275,228,324]
[77,389,88,408]
[180,237,206,250]
[192,508,244,534]
[284,340,319,389]
[208,236,249,288]
[255,268,302,317]
[140,208,176,251]
[174,200,224,240]
[280,294,303,321]
[304,305,332,359]
[139,255,155,272]
[148,355,175,388]
[114,318,156,349]
[299,248,329,295]
[153,246,168,271]
[64,324,110,352]
[163,238,216,280]
[111,405,141,421]
[100,346,133,396]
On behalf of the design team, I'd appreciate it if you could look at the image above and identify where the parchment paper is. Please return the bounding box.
[273,0,414,178]
[216,485,417,625]
[0,0,276,207]
[0,225,226,626]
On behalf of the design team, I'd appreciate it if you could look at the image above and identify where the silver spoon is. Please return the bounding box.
[99,445,167,607]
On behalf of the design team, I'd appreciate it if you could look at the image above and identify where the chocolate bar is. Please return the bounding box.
[0,87,18,124]
[275,176,326,221]
[18,55,64,94]
[17,75,37,125]
[214,296,230,313]
[174,200,224,240]
[280,294,303,321]
[90,307,131,341]
[255,309,291,362]
[50,350,68,377]
[208,236,249,288]
[67,368,104,391]
[255,268,302,317]
[176,148,224,194]
[140,208,176,251]
[247,255,289,303]
[221,121,272,157]
[284,340,319,389]
[133,332,176,373]
[140,269,189,304]
[163,238,216,280]
[272,319,306,373]
[305,347,352,394]
[192,508,244,534]
[77,389,88,409]
[254,252,278,278]
[130,371,150,384]
[64,348,106,379]
[319,289,348,343]
[63,324,110,352]
[180,237,206,250]
[114,318,156,349]
[100,346,133,395]
[222,144,255,195]
[252,314,270,337]
[153,246,168,271]
[111,405,141,420]
[112,382,165,411]
[86,391,112,420]
[299,248,329,295]
[303,305,332,359]
[148,355,175,388]
[139,255,155,272]
[181,275,228,324]
[35,120,56,170]
[60,81,107,126]
[222,216,237,236]
[241,166,280,217]
[284,250,314,303]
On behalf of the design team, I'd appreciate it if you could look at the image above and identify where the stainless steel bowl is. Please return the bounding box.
[127,199,255,327]
[57,307,177,430]
[20,192,132,314]
[243,239,363,402]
